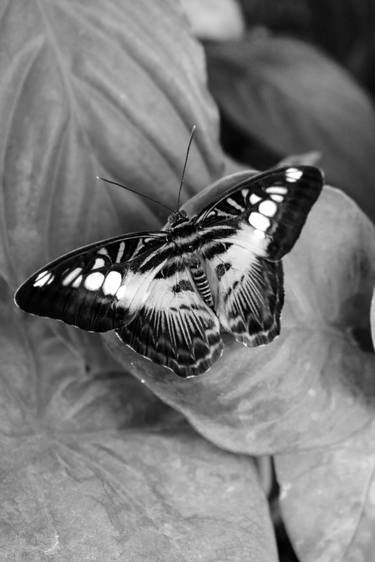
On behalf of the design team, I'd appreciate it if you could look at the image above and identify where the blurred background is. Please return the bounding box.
[183,0,375,221]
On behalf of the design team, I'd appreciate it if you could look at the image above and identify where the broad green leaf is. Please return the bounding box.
[206,34,375,220]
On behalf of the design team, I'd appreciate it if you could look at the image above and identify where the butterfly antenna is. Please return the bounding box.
[96,177,174,213]
[176,125,196,211]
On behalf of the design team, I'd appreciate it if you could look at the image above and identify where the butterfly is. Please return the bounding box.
[15,165,323,378]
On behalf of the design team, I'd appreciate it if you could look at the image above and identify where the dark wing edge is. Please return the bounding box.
[14,231,166,332]
[196,165,324,260]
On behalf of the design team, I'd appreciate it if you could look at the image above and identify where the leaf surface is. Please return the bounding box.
[1,1,279,560]
[206,34,375,220]
[110,172,375,455]
[276,421,375,562]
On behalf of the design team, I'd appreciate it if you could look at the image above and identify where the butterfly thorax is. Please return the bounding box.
[164,214,200,252]
[164,209,190,230]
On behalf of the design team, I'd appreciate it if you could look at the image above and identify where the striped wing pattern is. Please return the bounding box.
[196,166,323,348]
[14,232,167,331]
[15,166,323,378]
[116,268,223,378]
[199,166,323,259]
[202,241,284,346]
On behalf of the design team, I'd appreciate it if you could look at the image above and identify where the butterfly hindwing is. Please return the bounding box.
[116,265,223,377]
[202,243,284,346]
[14,232,167,332]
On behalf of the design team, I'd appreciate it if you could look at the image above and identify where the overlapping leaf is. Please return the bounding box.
[0,1,279,560]
[1,0,223,287]
[110,174,375,456]
[276,420,375,562]
[206,34,375,220]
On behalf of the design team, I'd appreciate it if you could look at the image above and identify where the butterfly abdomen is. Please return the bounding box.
[190,260,214,308]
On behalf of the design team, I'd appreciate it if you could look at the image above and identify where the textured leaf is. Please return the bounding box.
[2,291,278,561]
[109,171,375,455]
[276,420,375,562]
[206,34,375,220]
[1,0,223,288]
[1,1,279,560]
[181,0,245,40]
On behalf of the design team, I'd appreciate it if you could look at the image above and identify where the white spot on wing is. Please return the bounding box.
[267,186,288,195]
[213,223,268,256]
[115,263,170,311]
[102,271,122,295]
[62,267,82,287]
[286,167,303,182]
[116,241,125,262]
[84,272,104,291]
[34,270,49,282]
[93,257,105,269]
[116,285,127,301]
[249,193,261,205]
[248,212,270,231]
[97,247,109,257]
[253,229,266,240]
[72,275,83,288]
[258,200,278,217]
[33,270,53,287]
[226,197,244,211]
[270,194,284,203]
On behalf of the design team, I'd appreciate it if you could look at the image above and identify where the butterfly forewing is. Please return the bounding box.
[15,232,167,331]
[198,165,323,260]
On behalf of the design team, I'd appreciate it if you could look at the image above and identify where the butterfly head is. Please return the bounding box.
[165,210,189,230]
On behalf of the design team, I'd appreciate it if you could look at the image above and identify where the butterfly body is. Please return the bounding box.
[15,166,323,377]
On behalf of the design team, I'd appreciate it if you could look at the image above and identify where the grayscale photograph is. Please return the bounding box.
[2,1,375,560]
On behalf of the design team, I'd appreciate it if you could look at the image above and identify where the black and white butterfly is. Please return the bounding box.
[15,165,323,378]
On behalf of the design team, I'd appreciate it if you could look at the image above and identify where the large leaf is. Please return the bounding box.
[205,34,375,220]
[1,302,278,560]
[1,292,278,560]
[276,420,375,562]
[2,0,223,286]
[109,171,375,455]
[1,1,280,560]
